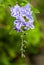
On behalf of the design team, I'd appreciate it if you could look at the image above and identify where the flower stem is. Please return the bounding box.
[21,32,25,58]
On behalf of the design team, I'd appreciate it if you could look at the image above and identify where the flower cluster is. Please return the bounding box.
[10,4,34,32]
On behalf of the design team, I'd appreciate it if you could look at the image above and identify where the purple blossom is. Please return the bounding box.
[10,4,34,32]
[20,4,32,19]
[25,22,34,30]
[13,17,26,32]
[10,4,21,19]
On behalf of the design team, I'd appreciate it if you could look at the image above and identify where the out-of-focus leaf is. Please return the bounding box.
[1,53,10,65]
[0,0,2,3]
[18,0,28,6]
[6,0,17,6]
[7,48,16,58]
[31,4,40,13]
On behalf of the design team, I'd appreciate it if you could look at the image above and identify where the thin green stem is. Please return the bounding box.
[21,32,25,58]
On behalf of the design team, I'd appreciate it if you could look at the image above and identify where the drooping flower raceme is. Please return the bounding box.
[10,3,34,57]
[10,4,34,32]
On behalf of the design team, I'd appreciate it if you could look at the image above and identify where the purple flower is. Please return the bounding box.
[10,3,34,32]
[10,4,21,19]
[20,4,32,19]
[25,22,34,30]
[14,20,22,31]
[13,17,26,32]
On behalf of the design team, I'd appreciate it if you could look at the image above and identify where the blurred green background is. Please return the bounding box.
[0,0,44,65]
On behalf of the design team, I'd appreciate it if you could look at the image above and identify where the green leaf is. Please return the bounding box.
[18,0,28,6]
